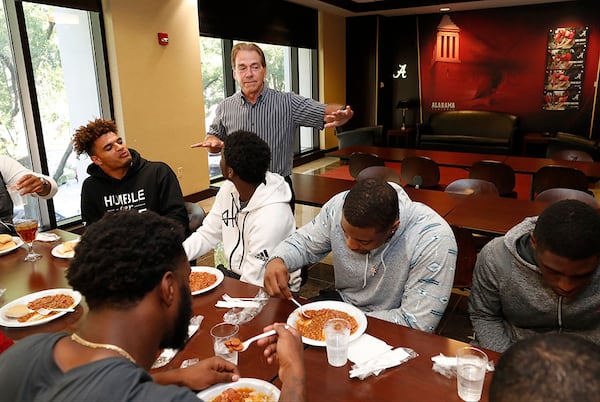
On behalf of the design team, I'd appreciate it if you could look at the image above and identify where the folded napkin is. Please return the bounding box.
[36,232,60,242]
[348,334,417,379]
[152,315,203,369]
[431,353,495,378]
[215,293,268,309]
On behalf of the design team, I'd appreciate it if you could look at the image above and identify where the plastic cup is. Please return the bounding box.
[8,187,26,209]
[456,346,488,402]
[210,322,239,364]
[324,318,350,367]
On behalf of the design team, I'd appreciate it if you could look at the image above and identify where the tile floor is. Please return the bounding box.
[195,156,473,343]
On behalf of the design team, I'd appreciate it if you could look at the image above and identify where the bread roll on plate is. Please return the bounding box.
[4,304,31,319]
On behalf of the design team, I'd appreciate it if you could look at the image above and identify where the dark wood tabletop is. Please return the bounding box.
[444,195,547,235]
[1,239,500,401]
[504,155,600,178]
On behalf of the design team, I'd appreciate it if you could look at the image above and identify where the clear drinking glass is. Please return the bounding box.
[456,346,488,402]
[14,217,41,262]
[210,322,239,364]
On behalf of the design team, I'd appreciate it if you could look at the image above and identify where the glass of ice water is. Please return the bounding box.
[324,318,350,367]
[210,322,239,365]
[456,346,488,402]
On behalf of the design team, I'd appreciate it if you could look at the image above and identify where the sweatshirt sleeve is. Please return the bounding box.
[270,195,340,271]
[183,197,223,261]
[367,221,457,333]
[468,239,513,352]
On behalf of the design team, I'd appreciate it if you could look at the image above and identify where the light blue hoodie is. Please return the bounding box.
[270,182,457,333]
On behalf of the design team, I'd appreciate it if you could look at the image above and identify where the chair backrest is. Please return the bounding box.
[185,202,206,232]
[535,188,599,209]
[336,126,382,149]
[445,178,499,196]
[546,132,600,161]
[549,149,594,162]
[400,156,440,189]
[348,152,385,178]
[469,160,516,196]
[356,166,401,185]
[530,165,589,200]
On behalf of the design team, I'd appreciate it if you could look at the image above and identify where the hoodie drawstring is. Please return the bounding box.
[362,242,391,288]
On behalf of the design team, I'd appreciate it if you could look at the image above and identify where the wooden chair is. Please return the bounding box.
[348,152,385,178]
[400,156,441,189]
[549,149,594,162]
[535,188,599,209]
[356,166,401,184]
[444,178,499,196]
[530,165,590,200]
[469,160,517,198]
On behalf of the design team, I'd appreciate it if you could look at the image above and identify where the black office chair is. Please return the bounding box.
[400,156,441,189]
[530,165,590,200]
[185,202,206,232]
[535,188,599,209]
[469,160,517,198]
[445,178,499,196]
[348,152,385,178]
[356,166,401,184]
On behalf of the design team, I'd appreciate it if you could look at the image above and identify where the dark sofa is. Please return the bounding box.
[416,110,519,155]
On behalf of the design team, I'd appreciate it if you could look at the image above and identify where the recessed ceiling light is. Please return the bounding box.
[440,7,451,11]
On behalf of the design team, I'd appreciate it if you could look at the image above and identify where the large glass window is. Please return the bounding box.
[0,0,109,228]
[200,37,319,179]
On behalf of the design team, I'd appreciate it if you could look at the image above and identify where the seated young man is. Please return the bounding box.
[184,131,300,291]
[263,177,457,333]
[469,199,600,352]
[0,210,305,401]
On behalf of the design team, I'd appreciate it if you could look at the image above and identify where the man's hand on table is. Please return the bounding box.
[264,258,292,299]
[152,356,239,391]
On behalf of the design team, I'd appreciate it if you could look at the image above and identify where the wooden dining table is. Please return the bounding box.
[0,229,501,401]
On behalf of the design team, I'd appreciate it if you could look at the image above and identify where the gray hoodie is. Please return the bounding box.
[469,217,600,352]
[269,182,457,333]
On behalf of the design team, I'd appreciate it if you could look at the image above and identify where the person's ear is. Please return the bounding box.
[90,155,102,166]
[159,271,176,307]
[530,231,537,250]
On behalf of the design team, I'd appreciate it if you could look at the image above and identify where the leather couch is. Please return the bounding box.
[416,110,519,154]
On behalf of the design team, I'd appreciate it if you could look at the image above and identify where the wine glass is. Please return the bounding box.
[14,218,41,262]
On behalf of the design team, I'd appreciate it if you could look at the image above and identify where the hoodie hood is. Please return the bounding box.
[502,216,539,273]
[243,171,291,212]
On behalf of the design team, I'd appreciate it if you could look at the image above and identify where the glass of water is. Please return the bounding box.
[210,322,239,365]
[456,346,488,402]
[324,318,350,367]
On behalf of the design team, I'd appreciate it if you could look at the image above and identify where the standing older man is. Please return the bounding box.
[192,42,354,205]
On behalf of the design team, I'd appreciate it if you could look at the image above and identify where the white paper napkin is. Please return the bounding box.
[348,334,393,365]
[431,353,495,378]
[36,233,60,242]
[349,347,413,379]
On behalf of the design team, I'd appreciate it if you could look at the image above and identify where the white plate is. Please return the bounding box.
[0,236,24,256]
[190,266,224,295]
[197,378,280,402]
[51,239,80,259]
[286,300,368,347]
[0,288,82,327]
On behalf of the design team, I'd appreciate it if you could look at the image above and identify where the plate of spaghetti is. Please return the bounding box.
[286,300,367,347]
[0,288,81,327]
[197,378,280,402]
[190,266,224,295]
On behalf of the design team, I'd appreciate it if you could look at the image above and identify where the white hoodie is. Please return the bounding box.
[183,172,300,291]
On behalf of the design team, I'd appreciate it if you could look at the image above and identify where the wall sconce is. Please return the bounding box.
[396,100,410,130]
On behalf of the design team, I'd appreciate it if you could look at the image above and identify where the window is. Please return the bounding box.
[200,37,319,179]
[0,0,109,229]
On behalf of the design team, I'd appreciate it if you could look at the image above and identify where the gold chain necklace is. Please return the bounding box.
[71,333,136,365]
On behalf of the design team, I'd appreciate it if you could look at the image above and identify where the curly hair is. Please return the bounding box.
[533,199,600,260]
[67,210,187,310]
[72,118,118,156]
[342,178,399,232]
[223,131,270,184]
[231,42,266,68]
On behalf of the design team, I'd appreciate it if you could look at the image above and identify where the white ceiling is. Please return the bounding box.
[287,0,573,17]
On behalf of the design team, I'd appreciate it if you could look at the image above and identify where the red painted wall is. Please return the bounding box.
[417,3,599,137]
